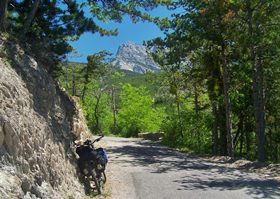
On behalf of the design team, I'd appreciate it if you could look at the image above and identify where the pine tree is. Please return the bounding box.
[0,0,9,31]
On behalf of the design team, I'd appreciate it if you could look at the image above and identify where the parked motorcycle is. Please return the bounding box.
[75,135,108,194]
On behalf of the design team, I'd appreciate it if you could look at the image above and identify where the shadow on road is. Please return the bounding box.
[107,139,280,199]
[176,175,279,199]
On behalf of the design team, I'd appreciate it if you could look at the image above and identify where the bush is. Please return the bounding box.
[117,84,165,137]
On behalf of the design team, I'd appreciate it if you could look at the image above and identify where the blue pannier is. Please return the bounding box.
[96,148,108,164]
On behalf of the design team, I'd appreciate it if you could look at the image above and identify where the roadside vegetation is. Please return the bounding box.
[1,0,280,163]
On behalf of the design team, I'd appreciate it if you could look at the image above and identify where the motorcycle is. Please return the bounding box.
[75,135,108,194]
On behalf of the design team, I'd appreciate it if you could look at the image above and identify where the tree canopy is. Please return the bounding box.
[0,0,171,71]
[3,0,280,163]
[147,0,280,162]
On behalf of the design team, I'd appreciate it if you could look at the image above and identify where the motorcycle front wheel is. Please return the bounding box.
[91,172,101,194]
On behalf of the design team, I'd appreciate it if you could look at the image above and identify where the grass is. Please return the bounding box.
[83,186,111,199]
[80,171,111,199]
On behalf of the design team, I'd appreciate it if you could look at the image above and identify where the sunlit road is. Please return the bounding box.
[102,137,280,199]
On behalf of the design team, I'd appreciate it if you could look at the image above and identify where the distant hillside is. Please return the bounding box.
[111,42,160,74]
[59,62,163,95]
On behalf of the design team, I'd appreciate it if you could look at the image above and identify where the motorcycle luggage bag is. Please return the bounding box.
[96,148,108,164]
[76,145,98,161]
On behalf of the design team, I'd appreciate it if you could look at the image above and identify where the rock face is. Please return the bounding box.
[111,42,160,73]
[0,37,91,198]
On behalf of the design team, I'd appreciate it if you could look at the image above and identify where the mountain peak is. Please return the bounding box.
[111,42,160,74]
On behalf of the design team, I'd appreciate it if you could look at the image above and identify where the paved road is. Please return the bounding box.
[103,137,280,199]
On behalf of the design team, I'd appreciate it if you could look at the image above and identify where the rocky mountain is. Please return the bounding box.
[111,42,160,74]
[0,37,91,198]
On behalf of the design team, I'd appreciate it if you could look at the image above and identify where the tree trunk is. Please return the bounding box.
[274,124,279,162]
[244,117,252,159]
[22,0,40,36]
[233,129,240,149]
[111,87,117,134]
[251,49,266,162]
[221,47,234,157]
[194,82,199,113]
[239,129,244,156]
[81,84,87,102]
[247,1,267,162]
[206,54,220,155]
[94,92,102,133]
[268,127,273,161]
[218,99,227,155]
[71,66,76,96]
[0,0,9,31]
[175,90,184,138]
[237,115,244,155]
[194,82,201,150]
[212,101,219,155]
[65,66,69,92]
[81,67,89,102]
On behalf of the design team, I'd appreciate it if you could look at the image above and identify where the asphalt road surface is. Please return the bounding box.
[103,137,280,199]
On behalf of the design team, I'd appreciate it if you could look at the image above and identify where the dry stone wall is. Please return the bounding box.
[0,37,90,198]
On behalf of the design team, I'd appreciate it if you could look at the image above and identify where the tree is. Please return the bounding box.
[83,82,112,134]
[21,0,40,37]
[4,0,171,71]
[0,0,9,31]
[81,51,111,102]
[111,86,117,134]
[117,84,164,137]
[147,34,191,138]
[235,0,280,162]
[150,0,280,161]
[150,0,236,156]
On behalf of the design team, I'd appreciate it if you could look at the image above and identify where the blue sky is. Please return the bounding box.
[67,6,171,63]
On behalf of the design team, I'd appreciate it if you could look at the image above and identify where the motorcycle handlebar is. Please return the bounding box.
[93,135,104,143]
[84,135,104,146]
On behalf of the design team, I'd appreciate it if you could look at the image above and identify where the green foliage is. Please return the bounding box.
[53,0,280,163]
[146,0,280,162]
[58,61,166,137]
[2,0,170,75]
[85,51,112,78]
[58,62,85,96]
[83,82,113,135]
[161,92,213,153]
[81,51,112,101]
[117,84,165,137]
